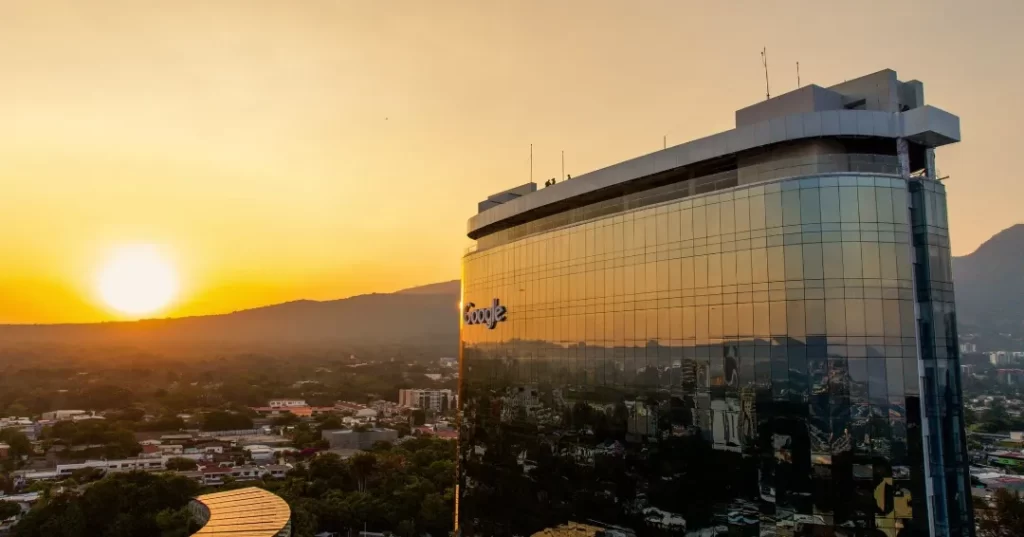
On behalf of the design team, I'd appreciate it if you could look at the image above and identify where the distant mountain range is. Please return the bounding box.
[952,224,1024,340]
[0,280,461,353]
[1,224,1022,355]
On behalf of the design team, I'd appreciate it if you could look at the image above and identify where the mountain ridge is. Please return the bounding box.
[0,280,462,352]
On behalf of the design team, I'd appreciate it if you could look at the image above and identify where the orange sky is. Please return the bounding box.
[1,0,1021,324]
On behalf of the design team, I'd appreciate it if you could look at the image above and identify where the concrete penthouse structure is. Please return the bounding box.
[459,70,972,537]
[189,487,292,537]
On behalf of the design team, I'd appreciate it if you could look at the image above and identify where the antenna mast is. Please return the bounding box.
[796,61,800,88]
[760,47,770,100]
[530,143,533,183]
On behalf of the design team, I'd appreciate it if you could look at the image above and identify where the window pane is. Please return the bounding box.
[891,187,908,225]
[783,190,802,226]
[823,242,844,279]
[765,192,783,228]
[708,253,722,287]
[667,210,681,243]
[846,298,866,336]
[883,300,902,338]
[801,187,822,224]
[721,251,737,286]
[896,243,913,280]
[820,186,841,223]
[734,197,750,232]
[879,242,898,280]
[840,187,860,223]
[680,209,693,241]
[681,257,694,290]
[876,187,895,224]
[785,244,804,281]
[865,298,884,336]
[770,301,787,335]
[736,249,752,284]
[787,300,806,338]
[720,200,735,235]
[693,205,707,238]
[738,302,754,336]
[861,242,881,279]
[723,304,737,336]
[706,203,721,238]
[858,186,878,222]
[751,248,769,283]
[753,302,770,337]
[826,298,846,335]
[843,242,863,279]
[803,243,824,280]
[694,255,708,289]
[806,299,826,335]
[768,246,786,282]
[749,195,766,230]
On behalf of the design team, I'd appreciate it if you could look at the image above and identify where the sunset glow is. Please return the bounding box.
[98,245,178,316]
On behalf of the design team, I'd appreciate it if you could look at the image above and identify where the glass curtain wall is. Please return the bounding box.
[459,173,960,537]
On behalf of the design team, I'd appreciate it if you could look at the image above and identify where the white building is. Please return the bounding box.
[40,410,88,421]
[244,445,276,462]
[398,389,454,412]
[991,352,1011,366]
[268,399,307,408]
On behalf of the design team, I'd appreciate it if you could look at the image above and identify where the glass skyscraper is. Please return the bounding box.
[458,70,972,537]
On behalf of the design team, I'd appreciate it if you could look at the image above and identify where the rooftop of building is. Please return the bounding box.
[191,487,291,537]
[467,68,960,244]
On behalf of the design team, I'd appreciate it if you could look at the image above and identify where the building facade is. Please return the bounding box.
[458,70,972,537]
[321,428,399,450]
[399,388,454,412]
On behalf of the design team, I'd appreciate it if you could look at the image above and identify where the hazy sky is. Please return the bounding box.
[1,0,1021,324]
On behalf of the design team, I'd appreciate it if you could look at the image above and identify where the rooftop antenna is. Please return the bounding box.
[530,143,533,184]
[796,61,801,88]
[561,150,564,180]
[760,47,770,100]
[663,135,667,149]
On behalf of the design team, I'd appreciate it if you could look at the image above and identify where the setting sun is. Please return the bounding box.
[97,245,179,316]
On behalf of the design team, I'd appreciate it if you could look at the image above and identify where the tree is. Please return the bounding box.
[316,416,344,432]
[271,413,301,427]
[410,409,426,426]
[155,506,195,537]
[350,452,377,492]
[0,500,21,520]
[164,457,198,471]
[12,472,199,537]
[976,488,1024,537]
[201,411,253,431]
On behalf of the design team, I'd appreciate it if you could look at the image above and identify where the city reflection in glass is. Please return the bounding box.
[459,173,968,537]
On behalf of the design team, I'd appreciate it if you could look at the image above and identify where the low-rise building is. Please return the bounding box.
[244,445,276,463]
[40,410,89,421]
[268,399,307,408]
[321,428,398,450]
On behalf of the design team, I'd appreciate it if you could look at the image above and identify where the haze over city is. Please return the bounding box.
[1,0,1022,324]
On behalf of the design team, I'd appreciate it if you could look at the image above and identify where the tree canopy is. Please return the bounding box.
[12,471,199,537]
[976,488,1024,537]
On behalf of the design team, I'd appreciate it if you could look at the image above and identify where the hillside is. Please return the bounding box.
[0,281,461,353]
[1,219,1023,356]
[952,223,1024,337]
